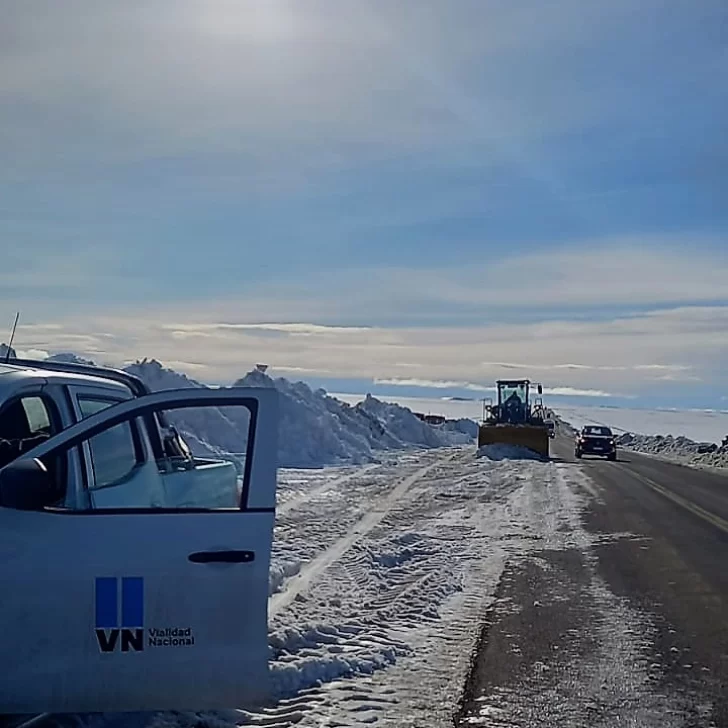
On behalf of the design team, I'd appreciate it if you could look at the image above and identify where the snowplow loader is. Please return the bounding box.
[478,379,550,458]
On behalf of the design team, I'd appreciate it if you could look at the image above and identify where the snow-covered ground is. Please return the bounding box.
[102,445,575,728]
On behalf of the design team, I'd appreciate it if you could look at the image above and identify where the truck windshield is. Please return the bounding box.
[499,384,526,404]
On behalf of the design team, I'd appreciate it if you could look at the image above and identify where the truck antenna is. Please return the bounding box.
[4,311,20,363]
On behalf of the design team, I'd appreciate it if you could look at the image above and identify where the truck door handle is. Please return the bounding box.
[188,550,255,564]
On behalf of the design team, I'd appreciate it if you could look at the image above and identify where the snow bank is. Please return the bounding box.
[121,359,472,468]
[443,417,479,440]
[237,371,383,467]
[267,622,403,699]
[335,394,483,423]
[125,359,202,390]
[616,432,728,470]
[356,394,452,448]
[11,352,475,467]
[48,352,97,366]
[125,360,247,458]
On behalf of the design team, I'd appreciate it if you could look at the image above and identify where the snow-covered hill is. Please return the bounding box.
[124,359,474,467]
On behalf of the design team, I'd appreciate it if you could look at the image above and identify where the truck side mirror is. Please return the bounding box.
[0,458,56,511]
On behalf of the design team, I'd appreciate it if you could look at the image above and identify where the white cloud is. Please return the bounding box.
[375,378,617,398]
[15,303,724,398]
[367,237,728,310]
[374,378,495,392]
[27,237,713,330]
[481,361,695,374]
[14,348,49,360]
[15,235,715,335]
[165,323,370,336]
[162,360,210,374]
[1,0,702,191]
[271,365,334,375]
[633,364,693,371]
[542,387,615,398]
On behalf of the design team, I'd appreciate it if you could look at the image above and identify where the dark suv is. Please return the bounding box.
[575,425,617,460]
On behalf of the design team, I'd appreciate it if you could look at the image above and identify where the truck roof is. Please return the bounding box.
[0,359,141,397]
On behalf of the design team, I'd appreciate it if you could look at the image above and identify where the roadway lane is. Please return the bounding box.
[458,432,728,726]
[556,433,728,722]
[571,441,728,529]
[553,432,728,593]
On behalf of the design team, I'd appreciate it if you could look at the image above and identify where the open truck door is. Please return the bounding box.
[0,387,278,714]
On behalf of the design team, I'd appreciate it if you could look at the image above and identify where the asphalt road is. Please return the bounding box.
[458,432,728,727]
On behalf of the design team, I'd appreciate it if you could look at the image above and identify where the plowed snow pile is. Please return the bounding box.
[616,432,728,469]
[124,359,474,467]
[11,351,476,466]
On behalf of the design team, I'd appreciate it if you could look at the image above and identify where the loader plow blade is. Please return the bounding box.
[477,423,550,459]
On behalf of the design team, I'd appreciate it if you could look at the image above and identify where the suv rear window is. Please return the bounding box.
[583,425,612,436]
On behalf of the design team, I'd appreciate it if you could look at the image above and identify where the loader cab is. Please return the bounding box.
[496,379,531,424]
[493,380,546,425]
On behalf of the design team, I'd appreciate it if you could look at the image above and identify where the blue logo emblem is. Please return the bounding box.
[94,577,144,652]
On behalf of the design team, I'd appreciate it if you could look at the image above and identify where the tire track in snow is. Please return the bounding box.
[258,452,560,727]
[276,463,381,517]
[269,454,442,598]
[269,450,460,619]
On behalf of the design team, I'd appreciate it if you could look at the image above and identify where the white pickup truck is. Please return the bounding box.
[0,358,278,715]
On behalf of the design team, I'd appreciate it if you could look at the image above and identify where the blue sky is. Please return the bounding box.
[1,0,727,408]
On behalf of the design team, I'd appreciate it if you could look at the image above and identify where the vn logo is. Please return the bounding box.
[95,577,144,653]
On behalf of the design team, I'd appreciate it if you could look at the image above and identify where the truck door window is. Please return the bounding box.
[21,397,52,434]
[77,397,142,489]
[41,399,256,510]
[0,394,64,503]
